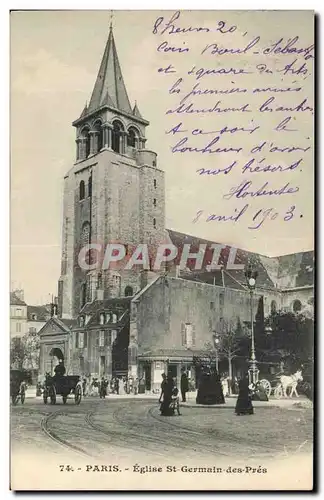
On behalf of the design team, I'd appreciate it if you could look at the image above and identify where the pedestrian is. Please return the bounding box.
[235,373,254,416]
[133,377,139,395]
[159,374,174,416]
[82,378,87,396]
[180,368,189,402]
[115,377,120,395]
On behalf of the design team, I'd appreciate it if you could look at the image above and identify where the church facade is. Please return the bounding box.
[38,26,314,390]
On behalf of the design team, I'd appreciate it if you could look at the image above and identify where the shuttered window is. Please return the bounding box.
[99,330,105,347]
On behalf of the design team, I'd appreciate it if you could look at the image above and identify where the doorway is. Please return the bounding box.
[144,362,151,391]
[168,364,178,385]
[100,356,105,376]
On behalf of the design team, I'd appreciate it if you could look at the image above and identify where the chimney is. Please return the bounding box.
[14,289,24,301]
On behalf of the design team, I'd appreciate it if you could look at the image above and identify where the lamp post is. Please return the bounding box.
[244,262,259,385]
[212,331,220,372]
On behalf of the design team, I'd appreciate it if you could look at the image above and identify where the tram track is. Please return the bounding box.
[147,406,284,457]
[41,411,95,458]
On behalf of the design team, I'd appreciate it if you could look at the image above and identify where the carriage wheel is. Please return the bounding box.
[274,384,283,399]
[43,389,48,404]
[11,395,18,405]
[49,386,56,405]
[75,385,82,405]
[20,388,26,405]
[62,395,67,404]
[259,379,271,398]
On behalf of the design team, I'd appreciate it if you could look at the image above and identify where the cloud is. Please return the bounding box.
[11,48,94,95]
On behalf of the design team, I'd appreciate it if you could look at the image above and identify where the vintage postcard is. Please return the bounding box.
[10,10,314,491]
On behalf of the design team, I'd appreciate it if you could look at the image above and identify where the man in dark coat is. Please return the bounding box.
[180,368,189,402]
[235,374,254,415]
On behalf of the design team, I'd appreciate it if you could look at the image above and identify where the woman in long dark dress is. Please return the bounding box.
[235,374,254,415]
[159,374,174,416]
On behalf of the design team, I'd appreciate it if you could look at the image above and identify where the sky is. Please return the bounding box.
[10,10,314,304]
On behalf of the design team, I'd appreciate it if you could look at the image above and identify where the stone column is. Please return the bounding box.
[103,122,112,149]
[121,131,128,154]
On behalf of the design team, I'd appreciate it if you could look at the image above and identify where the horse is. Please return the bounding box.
[279,370,303,398]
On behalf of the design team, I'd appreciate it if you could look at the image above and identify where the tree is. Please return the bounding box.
[10,337,26,369]
[202,317,250,394]
[262,308,314,370]
[10,331,40,372]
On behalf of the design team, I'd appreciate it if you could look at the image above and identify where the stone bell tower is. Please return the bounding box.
[58,24,165,319]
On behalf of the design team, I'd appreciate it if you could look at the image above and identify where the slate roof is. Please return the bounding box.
[10,292,27,306]
[88,26,132,115]
[166,229,277,290]
[27,305,51,322]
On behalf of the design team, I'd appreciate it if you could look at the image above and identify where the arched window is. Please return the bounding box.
[293,299,302,312]
[88,175,92,198]
[81,222,90,247]
[99,312,105,325]
[127,128,138,148]
[106,313,111,323]
[112,121,123,153]
[112,313,117,323]
[81,284,87,308]
[125,286,133,297]
[153,179,157,188]
[81,127,90,158]
[93,120,104,153]
[270,300,277,315]
[79,180,85,200]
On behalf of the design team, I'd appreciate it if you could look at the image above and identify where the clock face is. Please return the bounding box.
[249,278,256,287]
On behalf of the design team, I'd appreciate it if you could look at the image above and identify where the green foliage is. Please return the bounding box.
[10,337,26,369]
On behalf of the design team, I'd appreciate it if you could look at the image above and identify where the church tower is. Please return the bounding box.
[58,25,165,319]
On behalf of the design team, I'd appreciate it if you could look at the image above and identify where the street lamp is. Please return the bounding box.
[244,262,259,385]
[212,331,220,372]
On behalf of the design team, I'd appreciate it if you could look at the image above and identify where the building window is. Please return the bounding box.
[127,127,138,148]
[81,284,87,309]
[81,222,90,247]
[16,323,21,333]
[88,175,92,198]
[181,322,196,348]
[153,218,156,228]
[153,160,156,167]
[270,300,277,315]
[125,286,133,297]
[31,313,37,320]
[153,198,157,207]
[219,292,224,307]
[99,330,105,347]
[16,308,22,317]
[93,120,103,152]
[29,327,37,334]
[111,330,118,344]
[79,316,85,327]
[112,313,117,323]
[153,179,157,188]
[79,332,84,348]
[79,180,85,200]
[208,318,213,330]
[293,299,302,313]
[99,313,105,325]
[112,121,123,153]
[105,313,111,323]
[210,301,215,310]
[107,330,112,346]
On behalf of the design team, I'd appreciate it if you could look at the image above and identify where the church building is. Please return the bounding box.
[38,26,314,391]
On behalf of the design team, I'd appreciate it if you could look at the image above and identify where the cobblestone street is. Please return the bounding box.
[11,395,313,490]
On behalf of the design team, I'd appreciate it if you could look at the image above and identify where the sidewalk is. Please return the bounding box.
[27,386,310,408]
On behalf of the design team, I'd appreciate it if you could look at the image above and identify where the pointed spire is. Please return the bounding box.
[133,101,143,119]
[88,27,132,115]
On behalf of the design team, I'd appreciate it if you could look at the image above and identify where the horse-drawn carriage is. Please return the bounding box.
[10,369,31,405]
[259,370,303,398]
[43,373,82,405]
